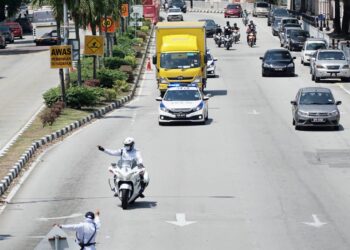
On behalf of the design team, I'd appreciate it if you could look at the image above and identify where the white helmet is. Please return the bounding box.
[123,137,135,151]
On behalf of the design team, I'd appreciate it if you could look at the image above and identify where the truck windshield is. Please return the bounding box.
[33,11,55,23]
[160,52,200,69]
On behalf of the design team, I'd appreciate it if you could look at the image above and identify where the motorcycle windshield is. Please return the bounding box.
[117,159,137,169]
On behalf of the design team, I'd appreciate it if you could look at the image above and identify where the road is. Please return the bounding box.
[2,12,350,249]
[0,35,59,153]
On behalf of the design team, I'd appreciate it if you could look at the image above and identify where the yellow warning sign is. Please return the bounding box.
[84,35,104,56]
[50,45,72,69]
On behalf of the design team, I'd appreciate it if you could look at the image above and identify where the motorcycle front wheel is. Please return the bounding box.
[121,189,130,210]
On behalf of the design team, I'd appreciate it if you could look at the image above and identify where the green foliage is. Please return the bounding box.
[43,87,61,107]
[97,68,127,88]
[132,37,143,45]
[112,46,126,58]
[140,26,149,32]
[124,55,137,68]
[115,79,130,93]
[66,86,99,109]
[40,101,65,127]
[104,57,127,69]
[103,88,117,101]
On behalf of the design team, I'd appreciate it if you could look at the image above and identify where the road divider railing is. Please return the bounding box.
[0,25,155,198]
[188,1,253,13]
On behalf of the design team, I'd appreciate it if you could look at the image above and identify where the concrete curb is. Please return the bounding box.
[0,25,155,197]
[189,8,224,14]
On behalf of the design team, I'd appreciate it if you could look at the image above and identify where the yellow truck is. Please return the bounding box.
[152,22,207,95]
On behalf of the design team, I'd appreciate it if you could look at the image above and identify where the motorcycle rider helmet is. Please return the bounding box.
[85,211,95,220]
[226,21,230,26]
[234,23,237,26]
[124,137,135,151]
[249,20,254,25]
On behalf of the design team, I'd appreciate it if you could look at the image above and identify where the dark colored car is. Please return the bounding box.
[199,19,217,37]
[287,29,310,51]
[169,0,187,13]
[34,30,60,46]
[224,4,242,18]
[260,49,296,77]
[268,7,289,26]
[0,26,14,43]
[291,87,341,130]
[15,17,32,33]
[278,23,301,40]
[272,18,282,36]
[0,33,6,48]
[2,22,23,39]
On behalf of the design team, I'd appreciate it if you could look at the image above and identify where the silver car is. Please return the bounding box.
[280,27,301,48]
[310,49,350,82]
[291,87,341,130]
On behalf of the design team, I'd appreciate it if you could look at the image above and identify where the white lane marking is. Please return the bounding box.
[302,214,327,228]
[248,109,260,115]
[166,213,197,227]
[338,83,350,95]
[131,111,137,125]
[0,105,45,157]
[37,213,83,221]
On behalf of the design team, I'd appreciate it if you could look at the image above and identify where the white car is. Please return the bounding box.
[167,7,183,22]
[206,52,217,77]
[156,85,209,125]
[301,38,327,65]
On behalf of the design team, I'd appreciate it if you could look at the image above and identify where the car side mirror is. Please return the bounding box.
[259,57,263,60]
[336,101,342,105]
[290,100,297,105]
[152,55,157,65]
[156,97,162,101]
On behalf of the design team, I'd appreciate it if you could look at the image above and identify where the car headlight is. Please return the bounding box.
[160,102,169,112]
[298,110,308,116]
[287,63,294,67]
[193,101,204,112]
[192,76,202,85]
[328,110,339,116]
[342,65,349,69]
[263,63,271,68]
[316,64,325,69]
[159,77,168,84]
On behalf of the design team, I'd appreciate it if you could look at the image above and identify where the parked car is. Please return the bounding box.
[167,7,183,21]
[291,87,341,130]
[15,17,32,33]
[260,49,296,77]
[0,25,14,43]
[253,1,270,17]
[2,22,23,39]
[301,39,328,65]
[169,0,187,13]
[199,19,217,38]
[286,29,310,51]
[224,3,242,18]
[0,32,6,49]
[206,51,217,77]
[279,27,301,47]
[279,17,299,34]
[310,49,350,82]
[34,30,60,46]
[268,7,289,26]
[271,18,282,36]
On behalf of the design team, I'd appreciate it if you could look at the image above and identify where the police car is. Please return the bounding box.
[156,84,209,125]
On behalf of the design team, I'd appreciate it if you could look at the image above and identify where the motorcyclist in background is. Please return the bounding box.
[224,21,233,38]
[215,25,223,36]
[246,20,257,44]
[98,137,149,198]
[232,22,240,41]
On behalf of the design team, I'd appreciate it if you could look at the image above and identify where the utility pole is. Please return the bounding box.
[63,0,70,88]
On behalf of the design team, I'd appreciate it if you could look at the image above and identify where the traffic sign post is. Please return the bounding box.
[121,4,129,17]
[101,16,116,33]
[84,35,104,56]
[50,45,73,69]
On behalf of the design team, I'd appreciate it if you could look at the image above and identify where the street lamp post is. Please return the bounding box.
[4,5,8,19]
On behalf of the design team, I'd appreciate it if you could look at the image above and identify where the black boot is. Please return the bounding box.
[139,182,146,198]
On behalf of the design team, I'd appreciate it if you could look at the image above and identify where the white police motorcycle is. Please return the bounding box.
[108,160,146,210]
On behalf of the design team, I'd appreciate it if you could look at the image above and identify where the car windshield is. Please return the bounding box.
[257,2,269,8]
[273,19,282,26]
[172,0,184,5]
[205,20,216,26]
[169,8,180,13]
[286,29,298,35]
[32,11,55,22]
[318,51,345,60]
[164,90,202,101]
[274,8,288,16]
[290,30,309,38]
[306,43,326,50]
[266,51,291,60]
[160,52,200,69]
[227,4,240,9]
[299,91,335,105]
[283,19,298,25]
[284,24,300,29]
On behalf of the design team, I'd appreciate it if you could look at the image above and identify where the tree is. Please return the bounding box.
[0,0,23,21]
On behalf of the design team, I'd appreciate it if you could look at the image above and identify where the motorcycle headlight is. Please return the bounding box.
[287,63,294,67]
[342,65,349,69]
[298,110,309,116]
[159,77,168,84]
[328,110,339,116]
[193,101,204,112]
[160,102,169,112]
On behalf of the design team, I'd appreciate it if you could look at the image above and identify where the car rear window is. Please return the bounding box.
[227,4,240,9]
[306,43,326,50]
[290,30,309,38]
[274,8,288,16]
[256,2,269,8]
[318,51,345,60]
[266,51,291,60]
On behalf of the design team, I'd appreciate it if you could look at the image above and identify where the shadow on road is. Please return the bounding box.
[121,201,157,210]
[0,234,13,241]
[100,115,132,119]
[12,39,34,45]
[205,89,227,96]
[0,47,48,55]
[297,124,344,132]
[6,196,113,205]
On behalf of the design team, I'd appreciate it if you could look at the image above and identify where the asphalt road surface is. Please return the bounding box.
[0,35,59,152]
[2,12,350,250]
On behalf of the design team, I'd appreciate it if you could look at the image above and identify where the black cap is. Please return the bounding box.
[85,211,95,220]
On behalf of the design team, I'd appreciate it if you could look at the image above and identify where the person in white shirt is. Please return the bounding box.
[97,137,149,198]
[55,210,101,250]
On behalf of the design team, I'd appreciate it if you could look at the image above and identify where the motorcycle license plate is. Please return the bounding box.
[312,118,325,123]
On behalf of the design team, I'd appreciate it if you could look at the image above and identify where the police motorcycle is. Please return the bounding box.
[223,26,234,50]
[232,30,240,44]
[213,26,224,48]
[108,159,146,210]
